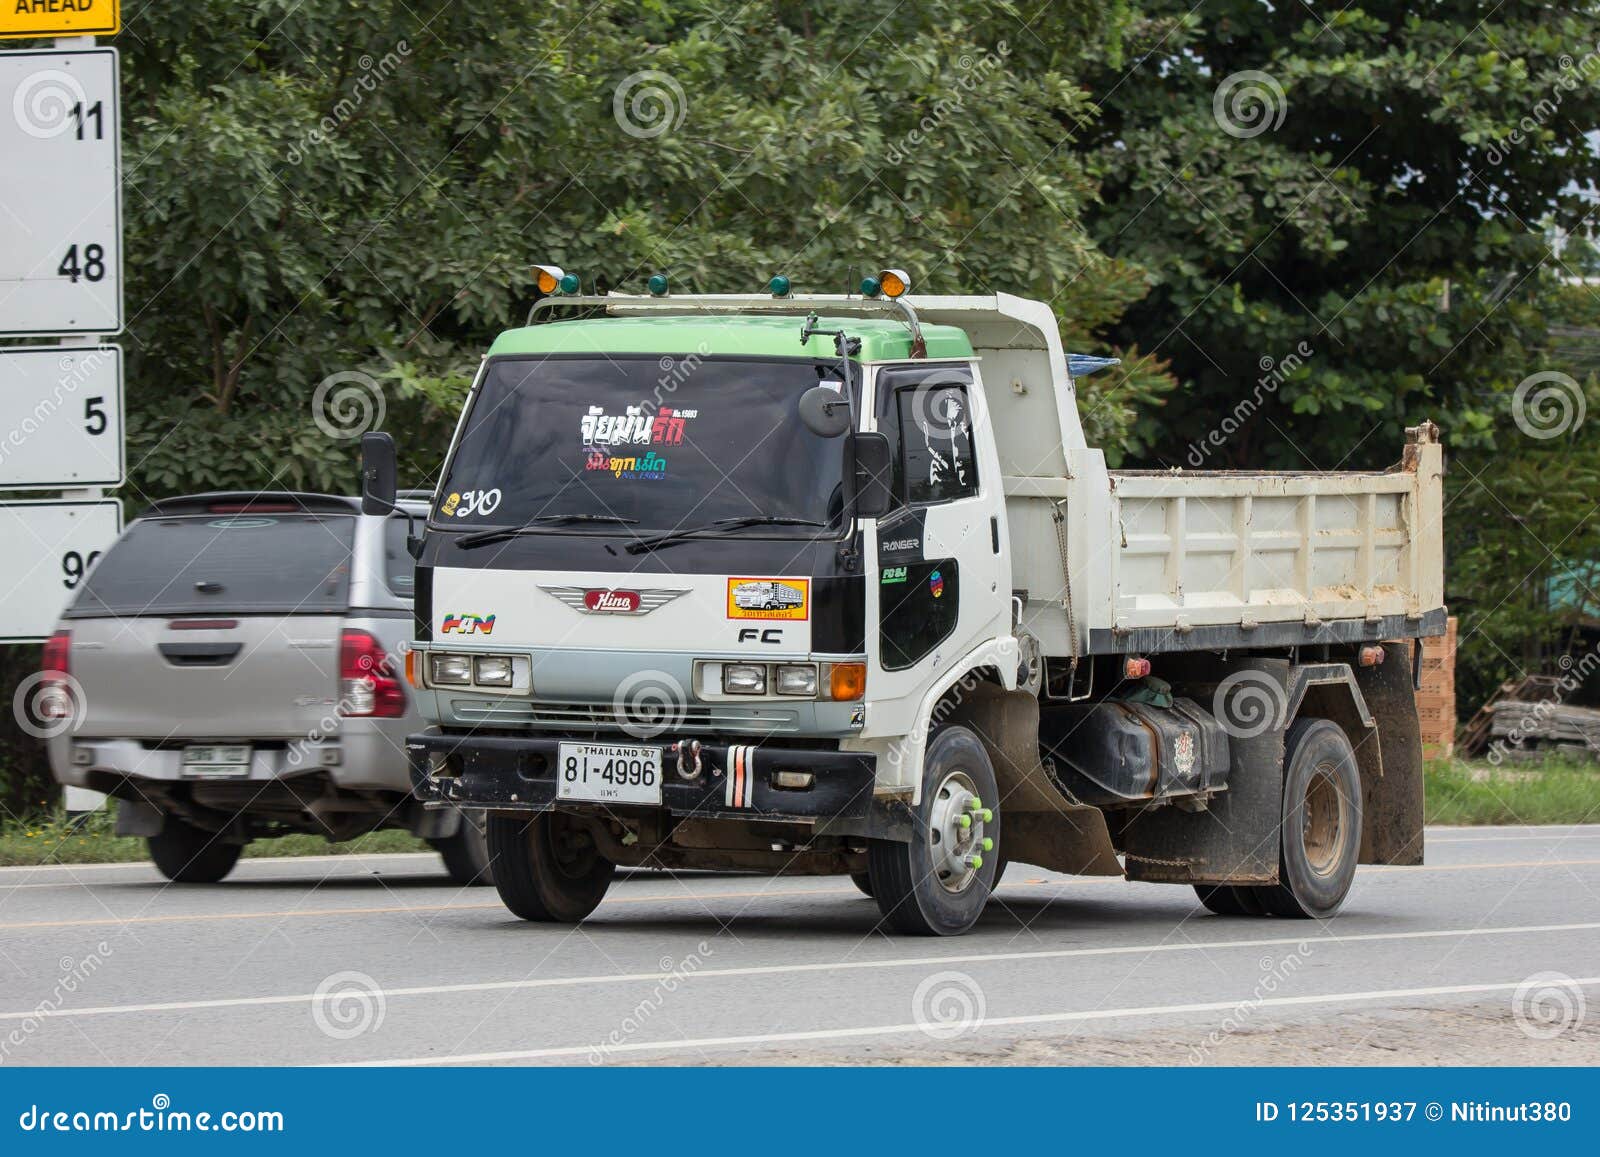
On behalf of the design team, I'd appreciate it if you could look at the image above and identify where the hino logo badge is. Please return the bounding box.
[540,586,690,615]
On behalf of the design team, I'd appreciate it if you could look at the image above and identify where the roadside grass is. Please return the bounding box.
[3,756,1595,866]
[1424,756,1600,827]
[0,806,426,868]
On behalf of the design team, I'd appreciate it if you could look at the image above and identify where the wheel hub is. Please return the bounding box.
[927,770,994,893]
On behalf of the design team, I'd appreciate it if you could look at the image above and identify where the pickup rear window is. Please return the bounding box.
[66,513,355,618]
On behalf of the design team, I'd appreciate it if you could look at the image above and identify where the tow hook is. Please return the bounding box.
[672,738,704,781]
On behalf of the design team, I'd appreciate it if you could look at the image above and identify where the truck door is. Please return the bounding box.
[864,364,1004,742]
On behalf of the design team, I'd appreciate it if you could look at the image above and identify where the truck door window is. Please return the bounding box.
[877,368,978,507]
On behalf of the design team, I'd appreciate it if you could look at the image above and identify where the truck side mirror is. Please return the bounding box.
[848,432,894,519]
[360,432,398,515]
[799,384,852,438]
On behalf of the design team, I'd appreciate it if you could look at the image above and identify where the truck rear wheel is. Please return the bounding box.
[849,871,874,898]
[487,812,614,922]
[1262,718,1362,918]
[147,815,242,884]
[868,725,1000,936]
[1197,719,1362,918]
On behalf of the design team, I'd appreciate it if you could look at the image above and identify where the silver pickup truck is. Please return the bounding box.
[44,491,489,885]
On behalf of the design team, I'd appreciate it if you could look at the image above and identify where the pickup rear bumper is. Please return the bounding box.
[407,729,876,823]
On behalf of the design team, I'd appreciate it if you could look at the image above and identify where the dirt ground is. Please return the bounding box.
[674,1002,1600,1066]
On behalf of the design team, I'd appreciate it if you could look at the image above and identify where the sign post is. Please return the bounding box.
[2,17,125,811]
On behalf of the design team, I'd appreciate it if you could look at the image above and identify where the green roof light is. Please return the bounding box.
[557,273,580,295]
[647,273,669,297]
[859,276,881,298]
[768,275,791,297]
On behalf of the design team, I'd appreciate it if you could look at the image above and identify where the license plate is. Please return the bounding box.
[182,744,252,779]
[557,742,662,805]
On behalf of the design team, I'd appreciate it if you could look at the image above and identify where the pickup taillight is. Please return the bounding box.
[339,630,406,718]
[41,630,70,679]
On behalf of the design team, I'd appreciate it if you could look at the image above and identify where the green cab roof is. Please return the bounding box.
[486,314,975,362]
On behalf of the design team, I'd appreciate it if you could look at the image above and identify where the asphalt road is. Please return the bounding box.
[2,824,1597,1066]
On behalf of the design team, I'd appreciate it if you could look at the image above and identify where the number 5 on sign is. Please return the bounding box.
[0,346,124,489]
[0,500,121,643]
[0,47,122,336]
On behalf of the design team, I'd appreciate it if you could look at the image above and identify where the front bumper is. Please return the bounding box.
[408,730,876,823]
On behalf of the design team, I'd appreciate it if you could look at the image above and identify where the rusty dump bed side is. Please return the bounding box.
[1007,424,1447,657]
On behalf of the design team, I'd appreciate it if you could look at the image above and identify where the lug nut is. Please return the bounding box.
[979,808,993,822]
[965,854,984,869]
[981,837,994,852]
[958,814,972,829]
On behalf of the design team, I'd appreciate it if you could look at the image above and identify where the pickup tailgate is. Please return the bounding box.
[61,510,357,739]
[67,614,344,738]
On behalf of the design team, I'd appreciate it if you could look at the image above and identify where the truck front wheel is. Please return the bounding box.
[487,812,614,922]
[868,725,1000,936]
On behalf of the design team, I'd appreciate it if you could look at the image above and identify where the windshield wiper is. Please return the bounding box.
[625,516,828,555]
[455,513,639,548]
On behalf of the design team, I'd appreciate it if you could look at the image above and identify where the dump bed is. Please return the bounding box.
[1007,426,1447,657]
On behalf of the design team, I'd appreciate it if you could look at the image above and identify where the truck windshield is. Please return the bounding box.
[434,355,853,537]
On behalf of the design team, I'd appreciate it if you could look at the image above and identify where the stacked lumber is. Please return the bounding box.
[1458,674,1564,757]
[1417,616,1458,759]
[1486,700,1600,760]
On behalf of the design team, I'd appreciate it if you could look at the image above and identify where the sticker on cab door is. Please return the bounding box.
[726,578,809,621]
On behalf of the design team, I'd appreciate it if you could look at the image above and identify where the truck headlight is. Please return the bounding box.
[474,655,514,687]
[774,664,818,696]
[723,664,767,695]
[430,654,472,685]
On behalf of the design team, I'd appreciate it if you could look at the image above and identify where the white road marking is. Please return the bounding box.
[355,976,1600,1066]
[6,919,1598,1025]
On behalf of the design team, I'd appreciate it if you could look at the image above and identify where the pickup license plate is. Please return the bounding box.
[181,744,252,779]
[557,742,662,806]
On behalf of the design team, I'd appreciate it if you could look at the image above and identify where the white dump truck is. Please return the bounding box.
[363,271,1445,935]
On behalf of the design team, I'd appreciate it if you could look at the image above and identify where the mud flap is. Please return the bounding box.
[1119,657,1289,885]
[945,682,1122,876]
[1354,641,1426,865]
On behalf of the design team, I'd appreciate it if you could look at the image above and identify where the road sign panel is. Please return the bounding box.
[0,47,121,336]
[0,344,122,488]
[0,1,119,40]
[0,498,120,642]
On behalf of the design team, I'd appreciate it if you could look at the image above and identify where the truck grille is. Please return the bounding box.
[448,698,802,734]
